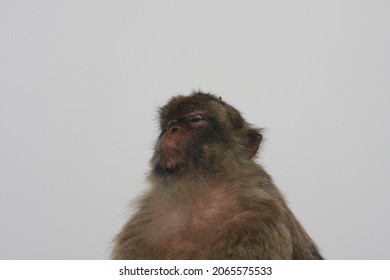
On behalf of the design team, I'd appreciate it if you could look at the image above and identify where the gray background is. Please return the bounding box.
[1,0,389,259]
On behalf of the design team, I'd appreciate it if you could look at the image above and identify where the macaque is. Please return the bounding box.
[111,91,323,259]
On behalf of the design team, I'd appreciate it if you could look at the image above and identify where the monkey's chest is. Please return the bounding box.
[146,198,244,259]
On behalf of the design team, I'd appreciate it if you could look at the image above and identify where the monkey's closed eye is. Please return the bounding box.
[186,114,204,123]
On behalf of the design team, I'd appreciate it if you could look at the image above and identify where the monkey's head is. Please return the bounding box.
[152,92,262,176]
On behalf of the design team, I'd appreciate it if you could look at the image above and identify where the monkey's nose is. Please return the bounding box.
[170,126,180,133]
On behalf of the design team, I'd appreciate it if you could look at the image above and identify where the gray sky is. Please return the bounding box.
[1,0,389,259]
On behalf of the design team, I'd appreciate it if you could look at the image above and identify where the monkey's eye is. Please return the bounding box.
[186,114,204,123]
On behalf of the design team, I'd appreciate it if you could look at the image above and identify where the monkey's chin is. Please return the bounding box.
[153,150,186,175]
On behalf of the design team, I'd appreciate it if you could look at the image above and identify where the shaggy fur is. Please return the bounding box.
[111,92,323,259]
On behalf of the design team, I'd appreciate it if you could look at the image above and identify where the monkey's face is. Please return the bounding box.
[153,111,212,175]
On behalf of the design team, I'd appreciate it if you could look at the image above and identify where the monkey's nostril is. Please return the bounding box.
[170,127,179,133]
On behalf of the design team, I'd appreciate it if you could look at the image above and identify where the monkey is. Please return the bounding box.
[111,91,323,260]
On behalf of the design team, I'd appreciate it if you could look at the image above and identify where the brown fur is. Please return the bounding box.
[111,91,323,259]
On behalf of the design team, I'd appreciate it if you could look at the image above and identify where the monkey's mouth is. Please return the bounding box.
[159,147,184,157]
[159,148,184,166]
[160,147,183,153]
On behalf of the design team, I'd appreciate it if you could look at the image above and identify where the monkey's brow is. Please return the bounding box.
[167,111,208,122]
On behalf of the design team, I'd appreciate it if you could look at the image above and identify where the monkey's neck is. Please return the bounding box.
[149,159,271,193]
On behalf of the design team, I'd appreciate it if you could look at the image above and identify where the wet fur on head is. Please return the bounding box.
[154,91,263,176]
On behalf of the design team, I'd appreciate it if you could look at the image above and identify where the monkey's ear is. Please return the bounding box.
[247,129,262,158]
